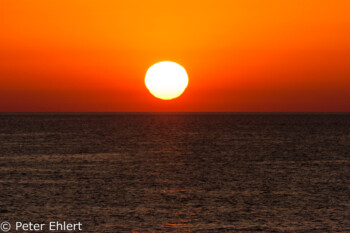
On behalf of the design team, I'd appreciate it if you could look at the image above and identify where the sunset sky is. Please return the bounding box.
[1,0,349,112]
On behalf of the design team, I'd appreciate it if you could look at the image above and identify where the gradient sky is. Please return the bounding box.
[1,0,349,112]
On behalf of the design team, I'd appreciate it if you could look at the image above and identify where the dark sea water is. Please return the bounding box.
[0,113,349,232]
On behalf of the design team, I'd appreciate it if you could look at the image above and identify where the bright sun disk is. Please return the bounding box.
[145,61,188,100]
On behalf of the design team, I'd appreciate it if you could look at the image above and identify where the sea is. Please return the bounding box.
[0,113,349,232]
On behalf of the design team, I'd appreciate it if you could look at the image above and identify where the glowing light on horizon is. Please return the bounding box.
[145,61,188,100]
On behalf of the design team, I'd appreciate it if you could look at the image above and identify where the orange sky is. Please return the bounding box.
[0,0,349,112]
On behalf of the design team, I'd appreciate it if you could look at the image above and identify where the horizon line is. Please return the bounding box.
[0,111,349,114]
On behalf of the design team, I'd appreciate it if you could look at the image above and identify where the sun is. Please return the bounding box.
[145,61,188,100]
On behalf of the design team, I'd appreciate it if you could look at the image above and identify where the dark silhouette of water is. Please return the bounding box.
[0,113,349,232]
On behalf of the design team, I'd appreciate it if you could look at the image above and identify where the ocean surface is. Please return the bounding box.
[0,113,349,232]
